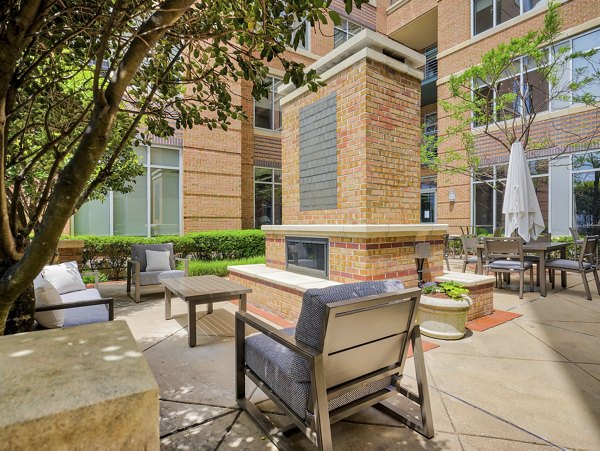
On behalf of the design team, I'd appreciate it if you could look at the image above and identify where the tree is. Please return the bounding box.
[0,0,366,334]
[423,1,600,179]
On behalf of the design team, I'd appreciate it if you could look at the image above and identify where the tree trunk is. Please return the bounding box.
[0,262,35,334]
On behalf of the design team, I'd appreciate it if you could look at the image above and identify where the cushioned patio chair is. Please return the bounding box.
[126,243,189,303]
[569,227,584,259]
[35,266,113,328]
[547,235,600,301]
[235,281,434,450]
[483,237,534,299]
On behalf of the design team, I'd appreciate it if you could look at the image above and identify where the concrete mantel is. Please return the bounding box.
[279,29,425,105]
[262,223,449,238]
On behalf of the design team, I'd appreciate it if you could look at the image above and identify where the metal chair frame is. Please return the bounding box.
[235,288,434,450]
[461,235,479,273]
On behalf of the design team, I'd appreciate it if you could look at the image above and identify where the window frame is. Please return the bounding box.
[472,0,545,36]
[253,76,282,131]
[254,166,283,228]
[333,18,364,48]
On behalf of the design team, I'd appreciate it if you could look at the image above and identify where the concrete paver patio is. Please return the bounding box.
[100,262,600,450]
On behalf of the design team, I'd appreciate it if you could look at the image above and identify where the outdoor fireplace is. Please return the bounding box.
[286,237,328,279]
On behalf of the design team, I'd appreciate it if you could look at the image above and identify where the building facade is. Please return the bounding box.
[73,0,600,237]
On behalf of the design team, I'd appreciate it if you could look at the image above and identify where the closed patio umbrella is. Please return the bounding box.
[502,141,545,242]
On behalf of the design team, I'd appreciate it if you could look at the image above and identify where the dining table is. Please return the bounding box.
[476,241,569,297]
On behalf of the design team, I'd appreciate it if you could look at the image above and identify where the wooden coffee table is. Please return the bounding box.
[163,275,252,347]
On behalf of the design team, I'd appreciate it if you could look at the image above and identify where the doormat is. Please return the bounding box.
[466,310,522,332]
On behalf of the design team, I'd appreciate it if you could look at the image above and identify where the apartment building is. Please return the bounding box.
[72,0,600,237]
[383,0,600,235]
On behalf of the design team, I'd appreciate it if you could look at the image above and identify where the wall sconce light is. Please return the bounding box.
[448,190,456,203]
[414,242,431,286]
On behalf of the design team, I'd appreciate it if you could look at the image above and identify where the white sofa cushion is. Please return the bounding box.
[34,278,65,328]
[60,288,102,303]
[145,250,172,272]
[42,261,86,294]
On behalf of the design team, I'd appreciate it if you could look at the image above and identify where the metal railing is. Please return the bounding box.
[423,46,438,80]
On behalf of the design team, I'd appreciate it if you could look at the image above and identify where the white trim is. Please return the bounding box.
[145,145,151,237]
[386,0,410,15]
[281,47,423,106]
[262,224,449,237]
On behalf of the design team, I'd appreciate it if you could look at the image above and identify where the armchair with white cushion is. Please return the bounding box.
[34,261,113,329]
[126,243,189,303]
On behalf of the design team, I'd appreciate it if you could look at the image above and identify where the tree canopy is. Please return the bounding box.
[0,0,367,333]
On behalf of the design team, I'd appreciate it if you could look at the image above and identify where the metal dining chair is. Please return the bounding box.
[569,227,584,259]
[547,235,600,301]
[460,235,479,273]
[483,237,534,299]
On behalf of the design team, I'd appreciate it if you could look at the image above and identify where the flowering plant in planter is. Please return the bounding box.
[421,281,469,300]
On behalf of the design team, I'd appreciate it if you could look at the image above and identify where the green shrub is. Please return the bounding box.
[69,230,265,280]
[186,256,266,277]
[82,272,109,284]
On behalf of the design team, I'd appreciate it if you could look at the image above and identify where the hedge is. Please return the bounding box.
[186,256,266,277]
[69,230,265,279]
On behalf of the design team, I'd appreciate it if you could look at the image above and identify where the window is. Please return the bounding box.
[254,77,282,130]
[572,151,600,234]
[472,159,548,234]
[255,167,282,228]
[74,146,181,236]
[292,20,311,52]
[334,19,363,48]
[421,177,437,223]
[424,46,438,80]
[473,0,544,35]
[422,113,438,157]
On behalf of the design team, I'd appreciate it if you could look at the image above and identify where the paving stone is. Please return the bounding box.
[160,400,233,437]
[161,411,238,450]
[459,434,552,450]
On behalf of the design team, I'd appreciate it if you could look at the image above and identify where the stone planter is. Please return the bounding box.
[417,294,472,340]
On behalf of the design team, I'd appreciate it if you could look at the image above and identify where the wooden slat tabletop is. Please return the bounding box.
[162,275,251,302]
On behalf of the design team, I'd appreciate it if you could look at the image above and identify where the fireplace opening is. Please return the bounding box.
[286,237,329,279]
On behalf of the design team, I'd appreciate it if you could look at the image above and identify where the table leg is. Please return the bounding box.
[188,301,197,347]
[239,293,247,312]
[165,288,172,320]
[477,248,483,275]
[560,246,567,288]
[539,251,547,297]
[207,302,213,314]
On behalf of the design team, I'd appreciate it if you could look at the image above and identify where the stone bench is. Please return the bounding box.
[0,321,159,450]
[435,271,496,321]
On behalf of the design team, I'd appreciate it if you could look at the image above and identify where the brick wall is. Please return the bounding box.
[281,57,422,224]
[266,231,446,285]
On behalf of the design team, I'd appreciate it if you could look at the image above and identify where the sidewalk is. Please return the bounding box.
[100,266,600,450]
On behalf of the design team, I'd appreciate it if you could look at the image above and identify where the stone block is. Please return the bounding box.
[0,321,159,450]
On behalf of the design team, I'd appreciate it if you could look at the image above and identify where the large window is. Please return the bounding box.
[572,151,600,235]
[473,0,544,36]
[334,19,363,48]
[74,146,181,236]
[423,113,438,156]
[255,167,282,228]
[254,77,282,130]
[472,159,548,234]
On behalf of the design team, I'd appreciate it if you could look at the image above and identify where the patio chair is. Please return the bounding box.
[34,265,113,329]
[547,235,600,301]
[483,237,534,299]
[460,235,479,273]
[443,234,451,271]
[235,281,434,450]
[126,243,189,303]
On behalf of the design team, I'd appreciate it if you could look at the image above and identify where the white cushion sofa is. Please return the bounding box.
[34,262,114,328]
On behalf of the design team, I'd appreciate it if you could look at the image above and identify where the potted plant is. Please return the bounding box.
[417,281,472,340]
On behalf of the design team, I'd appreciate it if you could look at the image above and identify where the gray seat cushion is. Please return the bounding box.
[58,289,109,327]
[246,327,393,420]
[139,269,184,286]
[245,327,310,419]
[131,243,175,272]
[546,259,592,271]
[464,256,478,263]
[293,280,405,383]
[486,259,533,271]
